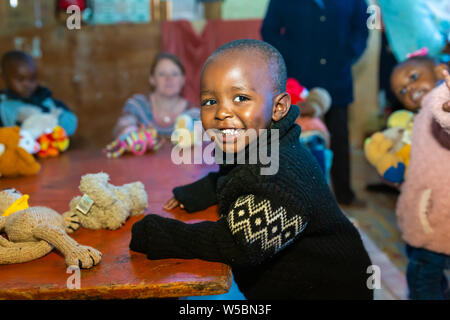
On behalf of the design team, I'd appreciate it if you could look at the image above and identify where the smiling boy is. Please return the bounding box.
[130,40,372,299]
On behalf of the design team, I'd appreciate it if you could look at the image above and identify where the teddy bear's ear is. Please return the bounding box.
[80,173,109,188]
[79,172,116,208]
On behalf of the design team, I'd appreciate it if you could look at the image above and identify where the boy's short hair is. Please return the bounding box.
[203,39,287,94]
[1,50,34,74]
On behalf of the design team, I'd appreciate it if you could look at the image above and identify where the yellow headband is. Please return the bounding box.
[2,194,29,217]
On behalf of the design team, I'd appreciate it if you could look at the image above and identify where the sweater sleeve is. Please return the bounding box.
[172,171,220,213]
[129,193,308,268]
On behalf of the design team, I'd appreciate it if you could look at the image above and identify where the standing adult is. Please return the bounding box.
[261,0,369,206]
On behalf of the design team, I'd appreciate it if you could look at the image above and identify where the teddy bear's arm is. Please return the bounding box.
[32,224,102,268]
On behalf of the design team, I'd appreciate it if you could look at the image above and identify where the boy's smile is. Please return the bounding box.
[200,52,283,154]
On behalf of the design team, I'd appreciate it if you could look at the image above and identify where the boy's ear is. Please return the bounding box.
[434,63,449,80]
[272,92,291,122]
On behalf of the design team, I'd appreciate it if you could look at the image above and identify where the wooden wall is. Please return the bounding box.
[0,23,161,148]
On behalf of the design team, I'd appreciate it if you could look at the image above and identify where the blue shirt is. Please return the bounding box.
[0,86,78,136]
[261,0,369,106]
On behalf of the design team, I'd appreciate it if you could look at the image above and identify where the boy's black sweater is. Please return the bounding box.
[130,105,373,300]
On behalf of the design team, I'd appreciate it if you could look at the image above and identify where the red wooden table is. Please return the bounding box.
[0,145,231,299]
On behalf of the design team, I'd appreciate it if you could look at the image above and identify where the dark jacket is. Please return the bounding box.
[130,105,373,299]
[261,0,369,106]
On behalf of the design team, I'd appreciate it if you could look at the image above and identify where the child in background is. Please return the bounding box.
[365,52,448,186]
[391,52,449,113]
[0,51,77,136]
[396,70,450,300]
[130,39,372,300]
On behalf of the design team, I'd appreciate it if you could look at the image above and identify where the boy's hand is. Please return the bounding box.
[444,69,450,113]
[163,197,184,210]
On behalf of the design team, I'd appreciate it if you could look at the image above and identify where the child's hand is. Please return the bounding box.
[444,69,450,113]
[163,197,184,210]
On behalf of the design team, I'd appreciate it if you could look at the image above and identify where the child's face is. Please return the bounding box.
[200,52,286,154]
[390,61,443,111]
[3,60,38,99]
[149,58,185,98]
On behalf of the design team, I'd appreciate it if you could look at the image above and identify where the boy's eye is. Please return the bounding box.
[400,88,407,96]
[201,99,216,107]
[410,73,419,81]
[234,95,249,103]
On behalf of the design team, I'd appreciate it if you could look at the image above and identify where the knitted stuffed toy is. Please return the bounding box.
[63,172,148,230]
[104,128,158,158]
[0,126,41,178]
[364,110,414,184]
[0,188,101,268]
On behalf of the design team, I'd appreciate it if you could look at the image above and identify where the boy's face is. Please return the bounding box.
[200,52,288,154]
[2,60,38,99]
[391,61,445,111]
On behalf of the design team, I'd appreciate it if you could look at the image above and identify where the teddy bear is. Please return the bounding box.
[364,110,414,184]
[63,172,148,231]
[0,188,101,268]
[0,126,41,178]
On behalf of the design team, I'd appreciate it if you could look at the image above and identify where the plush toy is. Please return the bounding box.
[104,128,158,158]
[37,125,70,158]
[364,110,415,184]
[0,126,41,178]
[63,172,148,230]
[172,108,203,148]
[20,108,60,140]
[0,188,102,268]
[19,130,40,155]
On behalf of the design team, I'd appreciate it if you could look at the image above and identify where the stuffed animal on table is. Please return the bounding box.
[0,126,41,178]
[19,130,40,155]
[171,108,203,148]
[104,128,158,158]
[0,189,101,268]
[63,172,148,230]
[36,125,70,158]
[19,108,70,158]
[364,110,415,184]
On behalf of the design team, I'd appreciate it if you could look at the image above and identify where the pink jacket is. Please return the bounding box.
[396,83,450,255]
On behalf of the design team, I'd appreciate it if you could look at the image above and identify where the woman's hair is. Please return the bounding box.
[150,52,185,76]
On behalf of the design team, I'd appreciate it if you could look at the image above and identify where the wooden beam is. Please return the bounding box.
[204,1,222,20]
[160,1,172,21]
